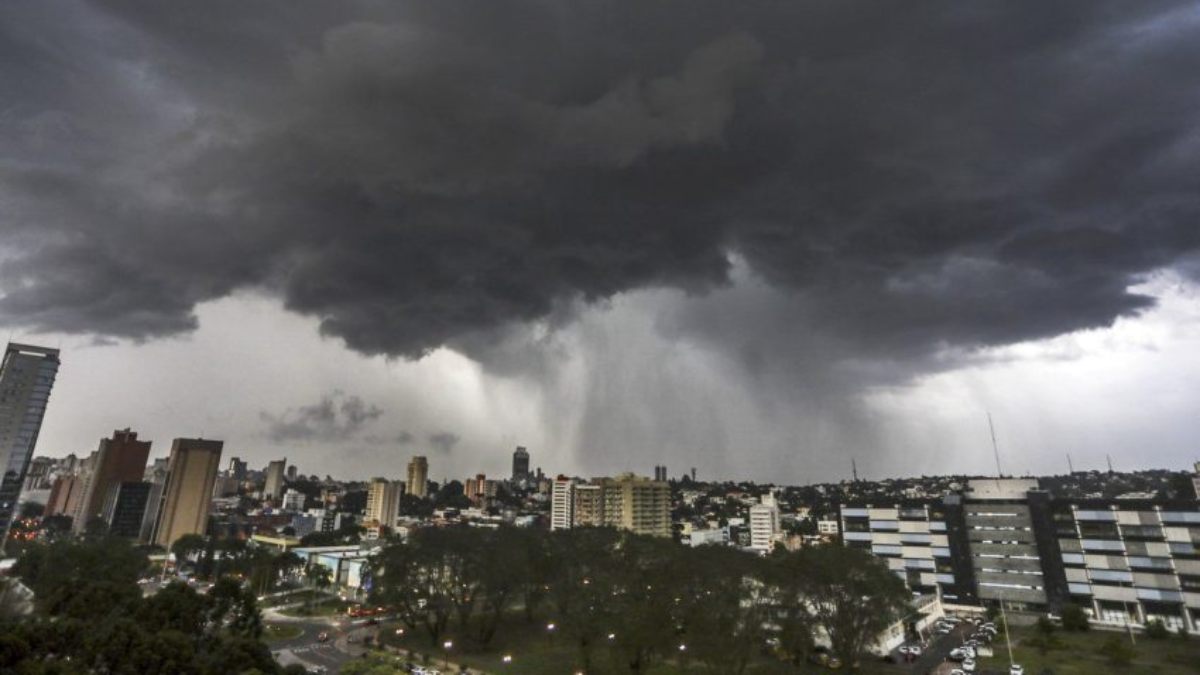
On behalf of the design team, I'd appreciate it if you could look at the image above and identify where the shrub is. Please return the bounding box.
[1035,616,1056,636]
[1144,619,1170,640]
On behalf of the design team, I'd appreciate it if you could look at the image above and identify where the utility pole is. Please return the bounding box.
[1000,596,1014,666]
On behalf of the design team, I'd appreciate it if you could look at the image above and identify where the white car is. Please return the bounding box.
[906,645,922,656]
[961,658,977,672]
[950,670,965,675]
[1010,666,1025,675]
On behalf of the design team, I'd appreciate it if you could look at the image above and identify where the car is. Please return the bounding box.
[950,670,965,675]
[316,631,329,642]
[948,648,967,661]
[1010,666,1025,675]
[943,616,963,624]
[934,626,952,635]
[961,658,977,672]
[347,635,358,644]
[906,645,922,656]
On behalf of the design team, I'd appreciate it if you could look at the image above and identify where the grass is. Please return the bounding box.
[259,589,322,607]
[263,623,305,643]
[375,619,907,675]
[978,624,1200,675]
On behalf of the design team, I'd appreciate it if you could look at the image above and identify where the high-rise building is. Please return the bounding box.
[101,481,151,538]
[512,446,530,485]
[365,478,403,528]
[600,473,671,538]
[749,494,781,554]
[264,459,287,501]
[407,456,428,498]
[227,457,248,481]
[21,456,54,492]
[653,465,668,482]
[139,460,170,544]
[465,474,487,505]
[71,428,151,533]
[286,464,298,481]
[550,477,574,531]
[150,438,223,548]
[281,488,306,512]
[0,343,59,540]
[573,483,604,527]
[46,474,82,516]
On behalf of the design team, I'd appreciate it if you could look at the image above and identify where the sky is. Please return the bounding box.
[2,1,1199,483]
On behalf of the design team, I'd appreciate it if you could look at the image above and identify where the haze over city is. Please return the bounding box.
[4,1,1200,482]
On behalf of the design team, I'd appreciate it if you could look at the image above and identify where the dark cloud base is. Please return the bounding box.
[2,0,1198,375]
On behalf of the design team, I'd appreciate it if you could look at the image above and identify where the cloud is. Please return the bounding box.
[260,391,383,442]
[1,1,1198,384]
[428,431,460,454]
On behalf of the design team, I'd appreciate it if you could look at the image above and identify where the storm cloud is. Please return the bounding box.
[260,391,383,443]
[3,1,1200,425]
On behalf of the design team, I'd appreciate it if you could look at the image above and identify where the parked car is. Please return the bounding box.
[316,632,329,643]
[1010,666,1025,675]
[961,658,977,672]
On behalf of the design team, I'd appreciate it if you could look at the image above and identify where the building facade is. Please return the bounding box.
[150,438,224,548]
[512,447,530,485]
[0,343,59,539]
[407,456,428,498]
[600,473,671,538]
[102,481,152,538]
[839,479,1200,632]
[365,478,402,529]
[263,459,286,501]
[71,428,151,533]
[749,497,781,554]
[550,477,574,530]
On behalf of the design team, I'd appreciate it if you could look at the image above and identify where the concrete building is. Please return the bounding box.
[227,457,248,481]
[839,478,1200,633]
[45,474,79,517]
[600,473,671,538]
[365,478,403,528]
[749,495,781,554]
[573,483,604,527]
[281,488,306,512]
[511,446,530,485]
[71,429,151,533]
[653,465,668,482]
[150,438,224,548]
[550,477,574,530]
[407,456,428,498]
[464,474,487,505]
[263,459,287,501]
[101,481,151,538]
[0,343,59,539]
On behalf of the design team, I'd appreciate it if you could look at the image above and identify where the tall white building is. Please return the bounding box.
[366,478,403,529]
[281,488,306,512]
[0,343,60,540]
[550,477,575,530]
[749,494,781,554]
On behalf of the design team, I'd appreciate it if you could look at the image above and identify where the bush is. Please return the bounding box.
[1099,635,1134,666]
[1035,616,1056,636]
[1144,619,1170,640]
[1059,603,1089,631]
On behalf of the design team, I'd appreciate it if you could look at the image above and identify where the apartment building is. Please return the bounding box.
[839,478,1200,632]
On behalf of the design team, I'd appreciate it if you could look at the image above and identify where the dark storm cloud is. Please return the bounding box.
[2,1,1199,365]
[428,432,461,455]
[260,391,383,442]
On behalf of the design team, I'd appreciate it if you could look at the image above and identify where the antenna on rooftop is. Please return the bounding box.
[987,412,1004,485]
[1107,454,1114,474]
[852,458,859,482]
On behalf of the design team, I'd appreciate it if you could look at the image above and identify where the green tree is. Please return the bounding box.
[206,577,264,639]
[171,533,208,572]
[791,545,909,663]
[678,546,770,675]
[544,528,621,673]
[1060,602,1090,631]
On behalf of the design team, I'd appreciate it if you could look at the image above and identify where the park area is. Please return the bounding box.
[973,623,1200,675]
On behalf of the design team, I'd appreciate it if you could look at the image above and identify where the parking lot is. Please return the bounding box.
[887,615,1007,675]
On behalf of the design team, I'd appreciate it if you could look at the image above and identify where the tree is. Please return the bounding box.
[171,533,208,571]
[789,545,909,663]
[678,546,771,675]
[1060,602,1090,631]
[305,564,333,612]
[207,577,264,639]
[1144,619,1170,640]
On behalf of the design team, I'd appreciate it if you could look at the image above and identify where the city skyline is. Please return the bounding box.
[4,3,1200,484]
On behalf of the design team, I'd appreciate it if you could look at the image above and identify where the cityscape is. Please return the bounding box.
[5,3,1200,675]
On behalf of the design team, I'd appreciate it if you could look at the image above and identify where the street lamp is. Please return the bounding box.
[502,654,513,664]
